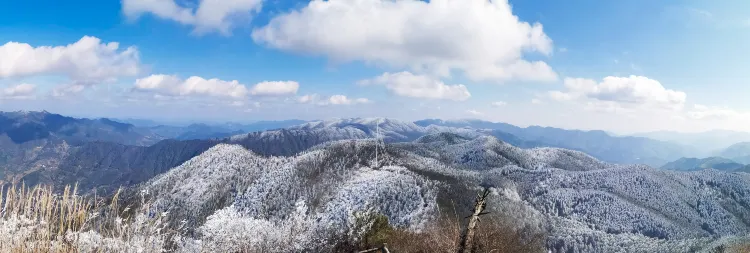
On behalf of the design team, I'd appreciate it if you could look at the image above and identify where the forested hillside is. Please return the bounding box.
[116,134,750,252]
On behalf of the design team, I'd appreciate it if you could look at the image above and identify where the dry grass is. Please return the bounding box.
[0,183,92,252]
[346,211,546,253]
[0,183,169,253]
[729,242,750,253]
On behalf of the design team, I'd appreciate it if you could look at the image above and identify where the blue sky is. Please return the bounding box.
[1,0,750,133]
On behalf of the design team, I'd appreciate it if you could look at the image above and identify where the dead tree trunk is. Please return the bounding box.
[358,243,390,253]
[458,188,491,253]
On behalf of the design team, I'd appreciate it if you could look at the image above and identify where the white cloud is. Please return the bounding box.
[228,100,262,108]
[466,109,483,116]
[547,90,574,101]
[582,100,636,114]
[681,104,750,131]
[253,0,557,82]
[0,36,140,82]
[531,98,542,104]
[51,84,85,98]
[249,81,299,96]
[491,101,507,107]
[122,0,263,35]
[133,74,249,99]
[297,94,319,104]
[358,71,470,101]
[326,95,370,105]
[297,93,370,105]
[549,75,686,111]
[1,83,36,99]
[687,104,750,120]
[134,75,298,99]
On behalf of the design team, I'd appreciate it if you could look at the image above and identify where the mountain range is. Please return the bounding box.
[6,112,750,190]
[1,111,750,251]
[0,111,307,187]
[0,111,161,146]
[131,133,749,252]
[415,119,696,166]
[634,130,750,156]
[147,120,307,141]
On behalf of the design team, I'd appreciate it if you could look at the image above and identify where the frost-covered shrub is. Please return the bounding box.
[65,212,169,253]
[0,184,170,253]
[188,201,327,252]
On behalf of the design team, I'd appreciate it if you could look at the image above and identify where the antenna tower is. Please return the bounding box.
[375,118,380,168]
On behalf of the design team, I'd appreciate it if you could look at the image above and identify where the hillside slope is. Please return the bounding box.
[132,133,750,252]
[0,111,161,146]
[14,123,412,193]
[415,119,694,166]
[719,142,750,164]
[660,157,745,172]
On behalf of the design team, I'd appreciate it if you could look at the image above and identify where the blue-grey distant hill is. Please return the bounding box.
[659,157,745,172]
[717,142,750,164]
[415,119,694,166]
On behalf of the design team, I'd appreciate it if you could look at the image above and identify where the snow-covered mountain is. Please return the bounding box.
[2,114,704,190]
[291,117,695,167]
[133,133,750,252]
[288,117,480,143]
[416,118,696,167]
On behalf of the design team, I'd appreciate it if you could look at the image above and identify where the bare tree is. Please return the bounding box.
[458,188,491,253]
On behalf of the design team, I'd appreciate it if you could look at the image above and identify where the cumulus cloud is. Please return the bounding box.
[252,0,557,82]
[549,75,686,111]
[133,75,299,99]
[0,36,140,82]
[133,74,249,99]
[491,101,507,107]
[358,71,470,101]
[1,83,36,99]
[122,0,263,35]
[296,93,370,105]
[249,81,299,96]
[531,98,543,104]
